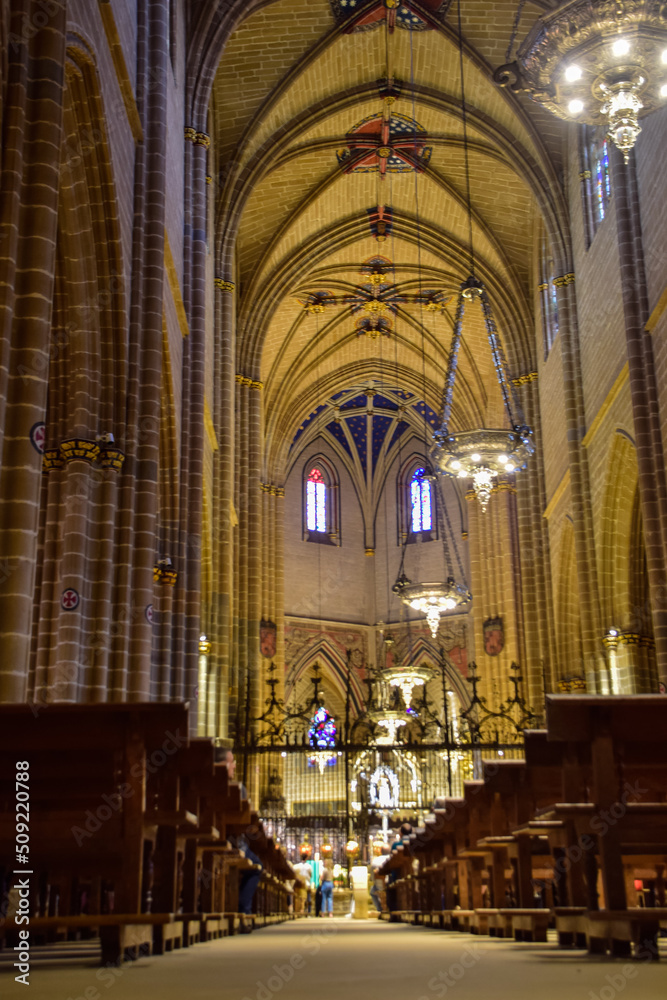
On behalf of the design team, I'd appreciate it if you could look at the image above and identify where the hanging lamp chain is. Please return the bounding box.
[457,0,475,277]
[438,286,467,433]
[479,288,527,430]
[434,477,468,588]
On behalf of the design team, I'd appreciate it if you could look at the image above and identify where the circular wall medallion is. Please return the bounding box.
[145,604,154,624]
[30,422,46,454]
[61,588,80,611]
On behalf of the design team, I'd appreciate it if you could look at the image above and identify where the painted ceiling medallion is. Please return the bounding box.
[331,0,450,33]
[297,256,449,322]
[367,205,393,242]
[337,112,432,174]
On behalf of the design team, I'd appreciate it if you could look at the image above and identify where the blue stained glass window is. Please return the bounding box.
[410,468,432,533]
[549,272,559,340]
[308,706,336,748]
[306,468,326,532]
[308,707,337,768]
[593,137,611,223]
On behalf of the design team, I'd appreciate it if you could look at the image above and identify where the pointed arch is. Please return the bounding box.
[285,636,366,716]
[599,431,639,628]
[554,518,584,686]
[397,453,437,544]
[302,454,340,544]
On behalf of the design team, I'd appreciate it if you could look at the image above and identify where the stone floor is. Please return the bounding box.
[3,919,666,1000]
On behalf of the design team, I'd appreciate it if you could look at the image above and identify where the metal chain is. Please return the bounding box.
[437,289,466,431]
[505,0,527,63]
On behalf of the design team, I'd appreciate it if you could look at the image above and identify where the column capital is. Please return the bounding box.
[236,373,263,390]
[553,272,575,287]
[511,371,538,387]
[215,277,235,292]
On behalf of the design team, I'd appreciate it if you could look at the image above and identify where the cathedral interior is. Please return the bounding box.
[1,0,667,993]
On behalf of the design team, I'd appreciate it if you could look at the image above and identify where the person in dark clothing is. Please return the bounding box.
[219,748,263,930]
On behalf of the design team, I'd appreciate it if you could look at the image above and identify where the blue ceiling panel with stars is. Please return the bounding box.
[372,414,393,471]
[387,419,410,452]
[373,394,399,412]
[290,388,434,478]
[340,394,368,411]
[345,414,368,473]
[292,404,327,447]
[412,399,440,430]
[326,420,353,459]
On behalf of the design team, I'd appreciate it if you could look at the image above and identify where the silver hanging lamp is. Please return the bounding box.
[430,1,534,513]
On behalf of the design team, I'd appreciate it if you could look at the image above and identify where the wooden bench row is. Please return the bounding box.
[0,703,295,964]
[379,695,667,960]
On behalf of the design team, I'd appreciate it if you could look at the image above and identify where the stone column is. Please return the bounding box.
[174,125,209,721]
[211,278,236,737]
[0,1,67,700]
[112,0,168,701]
[552,272,607,692]
[514,374,556,708]
[611,150,667,686]
[247,380,263,737]
[467,484,522,708]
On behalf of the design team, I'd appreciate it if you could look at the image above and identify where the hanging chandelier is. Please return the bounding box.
[430,276,534,512]
[494,1,667,163]
[392,572,471,640]
[370,708,408,744]
[430,6,534,512]
[382,659,436,703]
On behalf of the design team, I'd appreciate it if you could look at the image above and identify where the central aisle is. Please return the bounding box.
[9,919,666,1000]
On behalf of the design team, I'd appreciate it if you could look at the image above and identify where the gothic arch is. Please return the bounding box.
[599,430,639,629]
[285,635,367,716]
[554,518,583,686]
[29,40,128,705]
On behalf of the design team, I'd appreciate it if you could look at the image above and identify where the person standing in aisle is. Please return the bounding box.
[320,865,334,917]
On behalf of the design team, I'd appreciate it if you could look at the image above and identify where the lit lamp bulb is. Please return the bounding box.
[564,64,582,82]
[603,88,643,163]
[661,84,667,98]
[498,454,507,463]
[471,452,481,462]
[612,38,630,57]
[569,99,584,114]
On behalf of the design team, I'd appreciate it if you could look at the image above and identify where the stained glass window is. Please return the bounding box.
[306,468,326,532]
[582,127,612,245]
[410,468,432,533]
[308,706,337,768]
[540,235,559,358]
[593,138,611,223]
[308,706,336,748]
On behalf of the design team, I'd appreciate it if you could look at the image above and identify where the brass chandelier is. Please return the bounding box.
[494,0,667,163]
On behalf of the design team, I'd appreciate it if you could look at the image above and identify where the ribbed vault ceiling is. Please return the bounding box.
[211,0,568,483]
